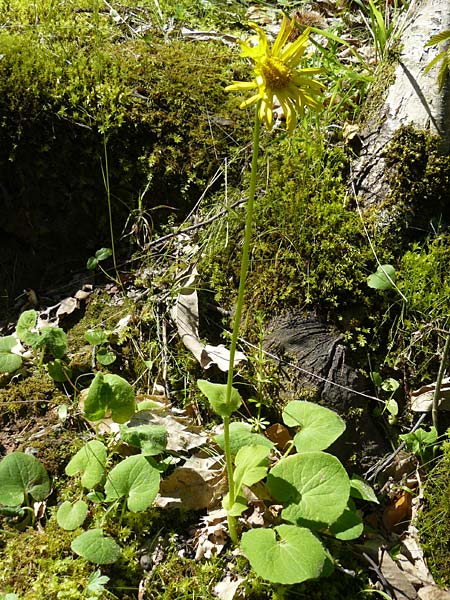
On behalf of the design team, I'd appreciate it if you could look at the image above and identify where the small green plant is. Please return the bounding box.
[57,377,162,566]
[399,426,439,465]
[424,30,450,91]
[86,248,116,281]
[83,372,136,423]
[0,335,22,374]
[371,372,400,425]
[84,329,116,367]
[16,309,67,366]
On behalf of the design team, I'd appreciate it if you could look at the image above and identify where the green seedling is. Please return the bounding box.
[0,452,51,525]
[85,570,110,599]
[86,247,113,274]
[372,373,400,424]
[63,448,160,563]
[16,309,67,366]
[85,328,116,367]
[86,247,122,288]
[399,426,439,465]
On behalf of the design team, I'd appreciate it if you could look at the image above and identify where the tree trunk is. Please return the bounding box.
[351,0,450,208]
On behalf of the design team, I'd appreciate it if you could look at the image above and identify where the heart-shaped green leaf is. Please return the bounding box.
[71,528,120,564]
[103,374,136,423]
[215,422,273,455]
[65,440,107,489]
[197,380,242,418]
[83,373,135,424]
[120,424,168,456]
[367,264,396,290]
[85,329,109,346]
[16,309,39,346]
[282,401,345,452]
[350,475,378,503]
[241,524,326,584]
[329,499,363,540]
[96,348,116,366]
[267,452,350,526]
[57,500,89,530]
[0,335,22,373]
[104,455,160,512]
[0,337,22,373]
[0,452,51,506]
[83,373,113,422]
[234,444,270,490]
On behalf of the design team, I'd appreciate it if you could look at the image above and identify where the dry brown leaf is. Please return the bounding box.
[382,490,413,532]
[418,586,450,599]
[379,549,418,600]
[193,509,228,560]
[411,378,450,412]
[171,272,246,371]
[129,409,209,452]
[156,455,224,510]
[265,423,292,451]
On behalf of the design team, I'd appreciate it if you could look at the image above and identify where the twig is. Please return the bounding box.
[128,198,246,256]
[365,412,427,482]
[432,332,450,433]
[362,552,396,599]
[240,338,386,405]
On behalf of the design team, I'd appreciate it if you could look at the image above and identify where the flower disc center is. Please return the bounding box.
[261,56,292,90]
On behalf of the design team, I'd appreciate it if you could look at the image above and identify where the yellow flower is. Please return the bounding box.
[225,15,325,133]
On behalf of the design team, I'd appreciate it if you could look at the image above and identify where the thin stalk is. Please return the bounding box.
[102,136,122,289]
[223,102,261,544]
[432,332,450,432]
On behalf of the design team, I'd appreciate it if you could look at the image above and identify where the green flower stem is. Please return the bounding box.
[224,102,262,544]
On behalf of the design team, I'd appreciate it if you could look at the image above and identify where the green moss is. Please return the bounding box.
[417,441,450,587]
[387,233,450,383]
[0,519,92,599]
[200,129,374,328]
[382,126,450,243]
[0,371,64,422]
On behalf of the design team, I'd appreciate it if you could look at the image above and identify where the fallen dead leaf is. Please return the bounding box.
[382,490,413,532]
[265,423,292,451]
[129,409,209,452]
[193,509,228,560]
[156,455,225,510]
[171,271,246,371]
[214,575,245,600]
[379,548,418,600]
[411,378,450,412]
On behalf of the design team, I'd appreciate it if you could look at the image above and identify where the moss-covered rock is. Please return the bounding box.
[0,0,250,300]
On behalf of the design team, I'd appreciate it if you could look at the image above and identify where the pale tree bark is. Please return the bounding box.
[351,0,450,208]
